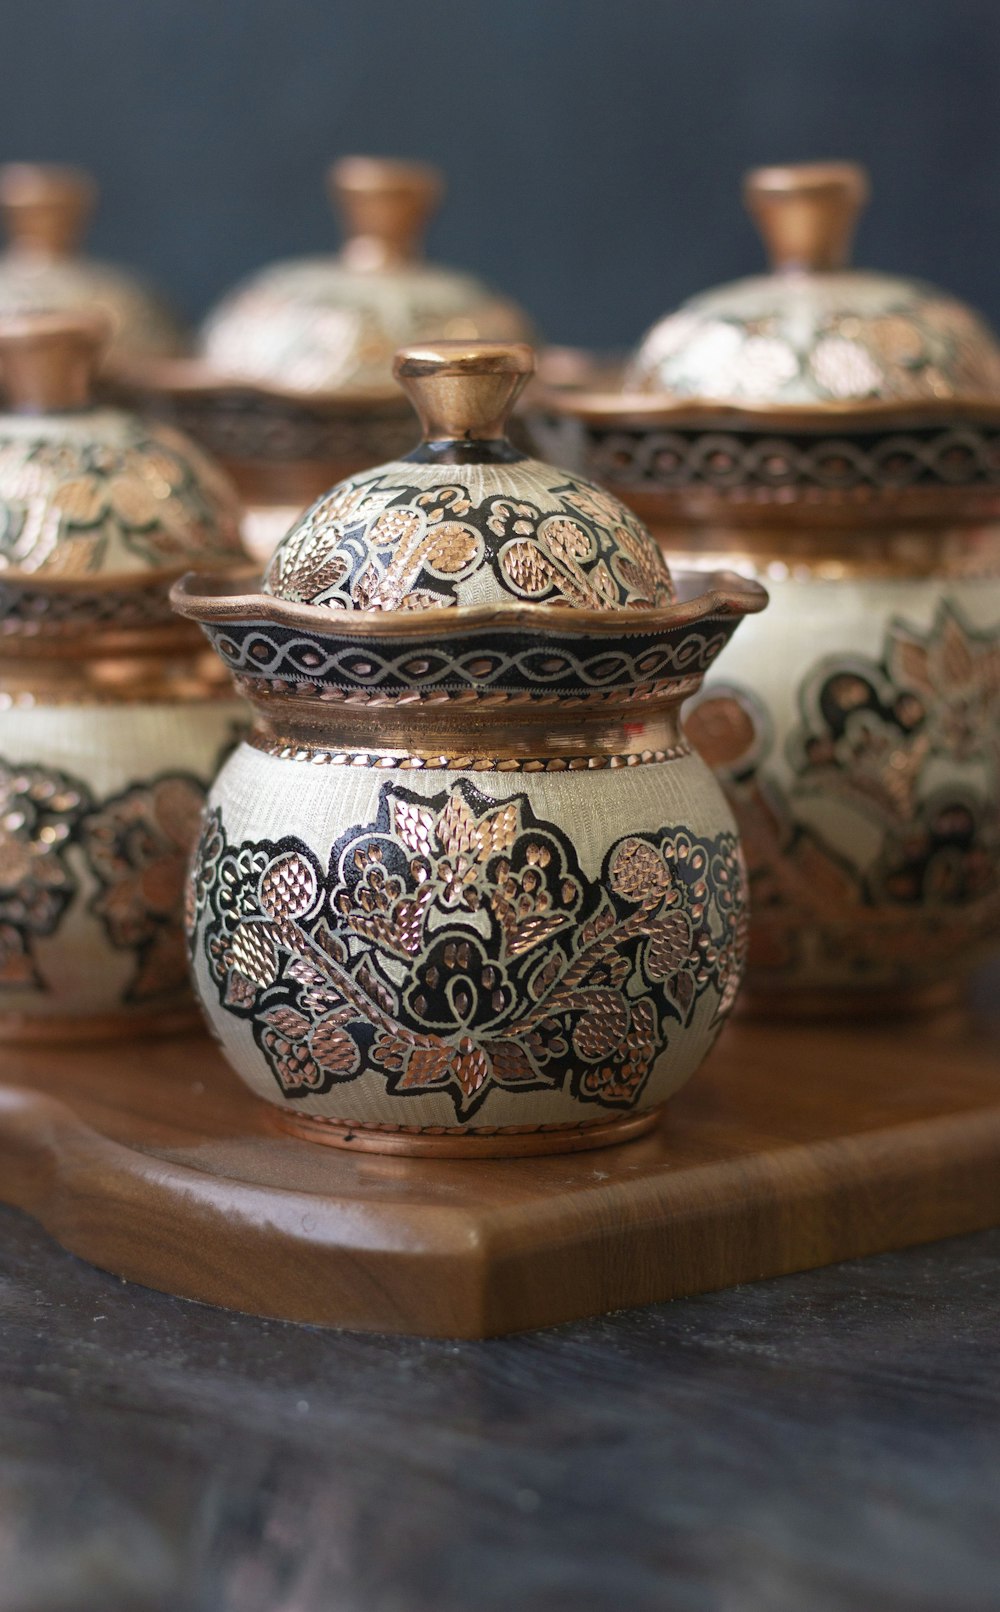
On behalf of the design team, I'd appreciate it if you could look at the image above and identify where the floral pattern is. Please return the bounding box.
[0,760,210,1003]
[0,762,89,988]
[0,419,243,578]
[626,286,1000,405]
[192,782,745,1121]
[263,466,674,613]
[685,603,1000,978]
[83,775,207,1004]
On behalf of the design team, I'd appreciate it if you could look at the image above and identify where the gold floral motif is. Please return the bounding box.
[264,466,674,613]
[195,782,745,1121]
[83,774,207,1004]
[0,420,243,577]
[685,603,1000,981]
[0,762,88,987]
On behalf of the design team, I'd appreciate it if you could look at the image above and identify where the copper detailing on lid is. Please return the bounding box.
[394,340,535,442]
[0,164,95,258]
[743,162,869,273]
[0,308,107,412]
[331,157,444,272]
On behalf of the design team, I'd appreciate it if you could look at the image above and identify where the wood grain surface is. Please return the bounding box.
[1,973,999,1338]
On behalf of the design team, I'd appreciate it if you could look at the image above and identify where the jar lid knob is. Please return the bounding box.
[744,161,869,272]
[0,163,96,257]
[329,156,444,271]
[0,310,107,412]
[393,341,535,443]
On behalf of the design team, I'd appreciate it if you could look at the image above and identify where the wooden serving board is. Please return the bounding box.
[1,975,999,1339]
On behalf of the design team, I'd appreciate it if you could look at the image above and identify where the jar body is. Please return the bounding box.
[187,742,747,1154]
[684,568,1000,1009]
[0,697,243,1035]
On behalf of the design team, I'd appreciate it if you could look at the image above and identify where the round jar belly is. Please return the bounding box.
[187,743,746,1155]
[0,700,242,1034]
[684,572,1000,1007]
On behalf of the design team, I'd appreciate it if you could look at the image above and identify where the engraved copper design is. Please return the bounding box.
[83,775,206,1004]
[0,419,243,579]
[0,759,211,1003]
[199,159,531,396]
[0,761,88,987]
[0,163,184,366]
[685,603,1000,981]
[626,294,1000,406]
[247,731,690,771]
[193,781,746,1121]
[625,164,1000,406]
[264,466,674,613]
[573,422,1000,505]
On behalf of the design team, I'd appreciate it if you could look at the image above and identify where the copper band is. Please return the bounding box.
[235,673,705,713]
[0,648,235,707]
[247,696,687,766]
[644,517,1000,582]
[270,1103,663,1157]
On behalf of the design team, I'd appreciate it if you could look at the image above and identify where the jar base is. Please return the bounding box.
[738,975,966,1022]
[268,1104,664,1158]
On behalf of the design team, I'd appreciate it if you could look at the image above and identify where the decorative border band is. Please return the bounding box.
[246,730,691,771]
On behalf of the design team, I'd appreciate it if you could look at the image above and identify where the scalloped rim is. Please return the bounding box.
[170,567,768,641]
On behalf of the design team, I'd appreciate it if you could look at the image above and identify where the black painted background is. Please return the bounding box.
[1,0,999,350]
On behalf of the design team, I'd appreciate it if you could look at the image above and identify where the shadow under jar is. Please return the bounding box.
[0,311,248,1039]
[533,162,1000,1018]
[173,340,766,1157]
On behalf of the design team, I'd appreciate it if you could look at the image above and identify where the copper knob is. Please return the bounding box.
[330,156,444,271]
[0,163,96,258]
[744,161,870,273]
[0,309,107,412]
[394,341,535,442]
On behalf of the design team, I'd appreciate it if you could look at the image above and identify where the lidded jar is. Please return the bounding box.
[626,162,1000,403]
[174,341,766,1156]
[0,164,184,368]
[0,311,247,1037]
[200,158,533,394]
[543,162,1000,1013]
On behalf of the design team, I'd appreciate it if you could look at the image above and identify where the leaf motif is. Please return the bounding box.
[395,1045,454,1090]
[483,1039,541,1085]
[438,794,519,861]
[309,1015,361,1075]
[570,988,630,1061]
[259,853,318,921]
[645,912,693,981]
[262,1004,311,1037]
[673,970,695,1013]
[230,920,280,988]
[538,516,594,566]
[890,635,934,696]
[609,839,672,902]
[506,912,571,959]
[392,797,437,856]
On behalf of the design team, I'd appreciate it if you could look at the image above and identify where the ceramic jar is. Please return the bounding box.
[535,163,1000,1014]
[0,312,247,1038]
[200,158,533,394]
[0,164,184,368]
[131,160,534,568]
[173,342,766,1156]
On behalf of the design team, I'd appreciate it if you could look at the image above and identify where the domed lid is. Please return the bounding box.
[626,162,1000,405]
[0,310,244,581]
[200,158,533,395]
[0,163,184,365]
[264,340,675,611]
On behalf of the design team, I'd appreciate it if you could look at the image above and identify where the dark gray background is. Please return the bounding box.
[1,0,998,349]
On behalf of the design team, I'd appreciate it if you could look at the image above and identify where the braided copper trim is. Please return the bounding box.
[235,673,703,709]
[247,730,691,771]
